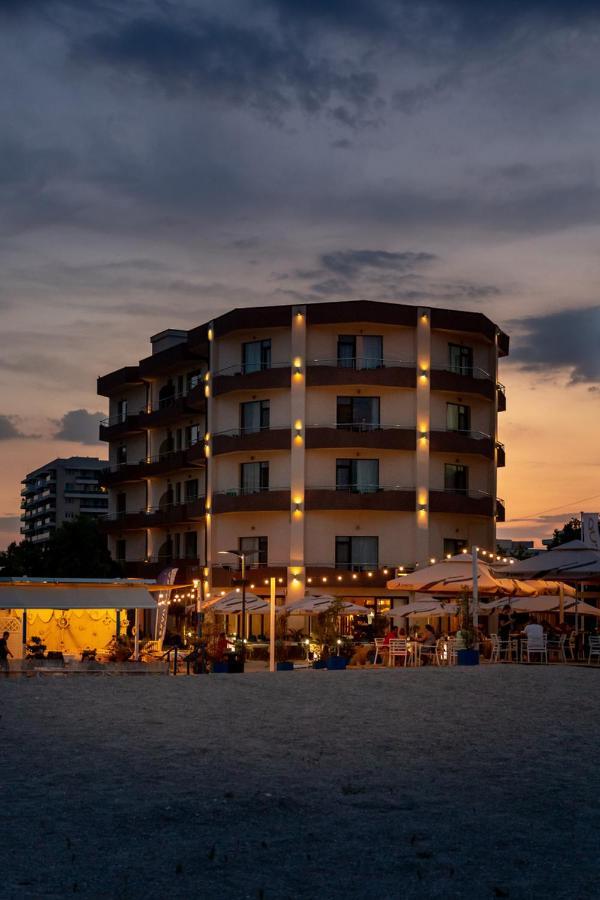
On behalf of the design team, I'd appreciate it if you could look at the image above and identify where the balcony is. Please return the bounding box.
[212,426,291,456]
[429,429,495,459]
[100,499,206,531]
[212,488,290,514]
[496,497,506,522]
[306,423,416,452]
[496,442,506,468]
[99,387,206,441]
[497,382,507,412]
[306,358,416,389]
[210,564,288,589]
[212,363,291,396]
[428,489,495,517]
[100,445,206,486]
[122,559,202,582]
[99,412,145,442]
[305,565,398,589]
[430,366,496,402]
[305,485,415,512]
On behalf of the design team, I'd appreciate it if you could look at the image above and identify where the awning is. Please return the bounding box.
[0,580,157,610]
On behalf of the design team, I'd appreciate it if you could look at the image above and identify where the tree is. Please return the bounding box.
[0,517,121,578]
[547,517,582,549]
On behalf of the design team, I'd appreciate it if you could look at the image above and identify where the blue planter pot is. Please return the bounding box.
[312,660,327,669]
[457,649,480,666]
[276,661,294,671]
[326,656,348,670]
[213,661,230,673]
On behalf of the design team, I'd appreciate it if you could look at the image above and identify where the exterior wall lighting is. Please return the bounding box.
[322,576,328,583]
[352,573,357,580]
[307,577,312,583]
[419,504,427,512]
[420,431,428,440]
[208,327,214,341]
[383,568,389,575]
[337,575,342,581]
[420,369,428,380]
[430,557,436,564]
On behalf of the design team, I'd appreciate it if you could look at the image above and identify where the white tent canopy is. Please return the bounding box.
[0,579,157,610]
[205,590,270,614]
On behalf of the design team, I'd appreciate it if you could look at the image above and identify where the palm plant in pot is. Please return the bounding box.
[275,612,293,670]
[456,591,479,666]
[311,599,348,670]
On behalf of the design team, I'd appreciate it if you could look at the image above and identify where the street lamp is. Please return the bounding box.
[218,549,257,666]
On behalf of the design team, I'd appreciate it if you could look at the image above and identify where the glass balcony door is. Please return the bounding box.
[335,536,379,570]
[336,458,379,493]
[240,400,270,434]
[240,461,269,494]
[447,403,471,432]
[444,463,469,494]
[243,339,271,374]
[337,396,380,431]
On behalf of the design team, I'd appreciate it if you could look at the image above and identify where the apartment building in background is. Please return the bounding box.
[20,457,109,546]
[97,300,508,606]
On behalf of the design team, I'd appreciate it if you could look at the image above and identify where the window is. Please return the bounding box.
[240,400,270,434]
[174,482,181,505]
[444,464,468,494]
[184,479,199,502]
[448,344,473,375]
[115,539,126,562]
[337,396,380,431]
[184,531,198,560]
[173,534,181,559]
[240,461,269,494]
[444,538,468,557]
[116,445,127,465]
[447,403,471,432]
[116,493,127,515]
[158,379,176,408]
[243,339,271,374]
[337,335,356,368]
[117,399,128,422]
[335,536,379,571]
[239,536,268,566]
[185,424,202,447]
[337,335,383,369]
[187,370,202,391]
[336,459,379,493]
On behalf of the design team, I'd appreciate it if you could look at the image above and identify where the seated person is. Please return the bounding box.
[419,624,437,662]
[215,632,229,661]
[382,625,399,646]
[523,615,545,646]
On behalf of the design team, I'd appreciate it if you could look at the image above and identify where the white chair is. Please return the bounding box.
[548,633,567,663]
[445,636,457,666]
[373,637,388,666]
[490,634,501,663]
[588,636,600,664]
[522,634,548,664]
[388,639,409,667]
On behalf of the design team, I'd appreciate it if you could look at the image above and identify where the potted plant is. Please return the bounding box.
[456,591,480,666]
[311,600,348,670]
[276,613,293,670]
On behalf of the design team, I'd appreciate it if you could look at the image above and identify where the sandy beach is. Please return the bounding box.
[1,666,598,899]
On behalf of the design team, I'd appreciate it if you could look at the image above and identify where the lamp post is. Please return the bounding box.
[218,549,256,666]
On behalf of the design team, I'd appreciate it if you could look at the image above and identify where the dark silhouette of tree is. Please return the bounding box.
[547,517,582,548]
[0,517,121,578]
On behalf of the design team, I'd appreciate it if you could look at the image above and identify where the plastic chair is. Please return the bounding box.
[522,634,548,664]
[373,637,388,666]
[388,639,409,667]
[548,633,567,663]
[588,635,600,664]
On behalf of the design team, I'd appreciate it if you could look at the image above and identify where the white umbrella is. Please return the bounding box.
[205,590,270,614]
[387,554,541,597]
[499,540,600,581]
[284,594,366,615]
[482,595,600,616]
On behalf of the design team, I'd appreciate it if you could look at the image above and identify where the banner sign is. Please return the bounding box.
[154,567,178,642]
[581,512,600,550]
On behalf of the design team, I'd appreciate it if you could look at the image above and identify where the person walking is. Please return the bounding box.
[0,631,13,677]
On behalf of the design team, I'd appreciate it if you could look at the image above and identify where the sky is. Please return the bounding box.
[1,0,600,549]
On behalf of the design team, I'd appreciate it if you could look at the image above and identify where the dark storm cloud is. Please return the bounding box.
[0,415,28,440]
[53,409,104,444]
[318,249,437,279]
[511,306,600,385]
[79,14,379,122]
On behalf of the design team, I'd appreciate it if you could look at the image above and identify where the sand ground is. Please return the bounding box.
[1,666,598,900]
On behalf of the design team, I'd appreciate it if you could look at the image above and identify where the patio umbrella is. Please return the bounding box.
[482,596,600,616]
[284,594,366,615]
[497,540,600,581]
[387,554,540,597]
[391,599,458,618]
[204,590,270,614]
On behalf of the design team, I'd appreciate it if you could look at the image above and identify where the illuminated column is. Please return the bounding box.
[204,322,215,598]
[288,305,307,603]
[415,307,431,565]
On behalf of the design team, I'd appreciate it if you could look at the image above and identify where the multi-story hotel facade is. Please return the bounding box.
[98,300,508,605]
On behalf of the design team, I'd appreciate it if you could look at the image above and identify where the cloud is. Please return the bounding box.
[0,515,20,530]
[0,415,28,440]
[318,249,437,279]
[53,409,104,444]
[510,306,600,384]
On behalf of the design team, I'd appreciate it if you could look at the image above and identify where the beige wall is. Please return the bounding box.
[213,451,290,492]
[304,510,416,567]
[305,384,415,427]
[212,511,290,564]
[213,389,289,434]
[305,448,414,488]
[428,514,494,559]
[213,328,291,374]
[429,393,494,435]
[430,331,493,373]
[108,384,146,418]
[430,453,492,494]
[306,323,416,363]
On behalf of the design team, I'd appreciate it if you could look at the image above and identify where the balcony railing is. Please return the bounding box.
[213,485,289,497]
[212,361,290,378]
[309,421,410,432]
[431,365,491,379]
[430,427,491,440]
[308,356,411,369]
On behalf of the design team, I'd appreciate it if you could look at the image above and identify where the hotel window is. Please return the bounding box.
[115,539,126,562]
[337,335,383,369]
[243,339,271,374]
[187,370,202,391]
[158,379,176,408]
[335,536,379,571]
[117,399,128,422]
[185,424,202,447]
[444,463,469,494]
[336,459,379,493]
[239,536,268,566]
[444,538,468,557]
[448,344,473,375]
[184,479,199,502]
[240,399,270,434]
[240,461,269,494]
[184,531,198,560]
[447,403,471,433]
[116,492,127,516]
[116,444,127,465]
[337,396,380,431]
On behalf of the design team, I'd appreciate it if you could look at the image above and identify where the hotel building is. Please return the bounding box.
[98,300,508,605]
[20,457,109,547]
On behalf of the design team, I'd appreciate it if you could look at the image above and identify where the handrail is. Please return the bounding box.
[100,388,205,426]
[211,425,289,438]
[307,421,410,431]
[308,356,412,369]
[213,485,290,496]
[212,361,291,377]
[101,500,204,521]
[105,443,205,472]
[430,427,491,440]
[430,488,492,499]
[307,483,414,492]
[431,365,491,379]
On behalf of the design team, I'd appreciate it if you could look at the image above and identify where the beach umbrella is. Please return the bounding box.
[482,596,600,617]
[497,541,600,581]
[284,594,366,615]
[387,554,540,597]
[391,599,457,618]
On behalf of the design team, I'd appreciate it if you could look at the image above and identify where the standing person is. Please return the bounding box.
[0,631,13,677]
